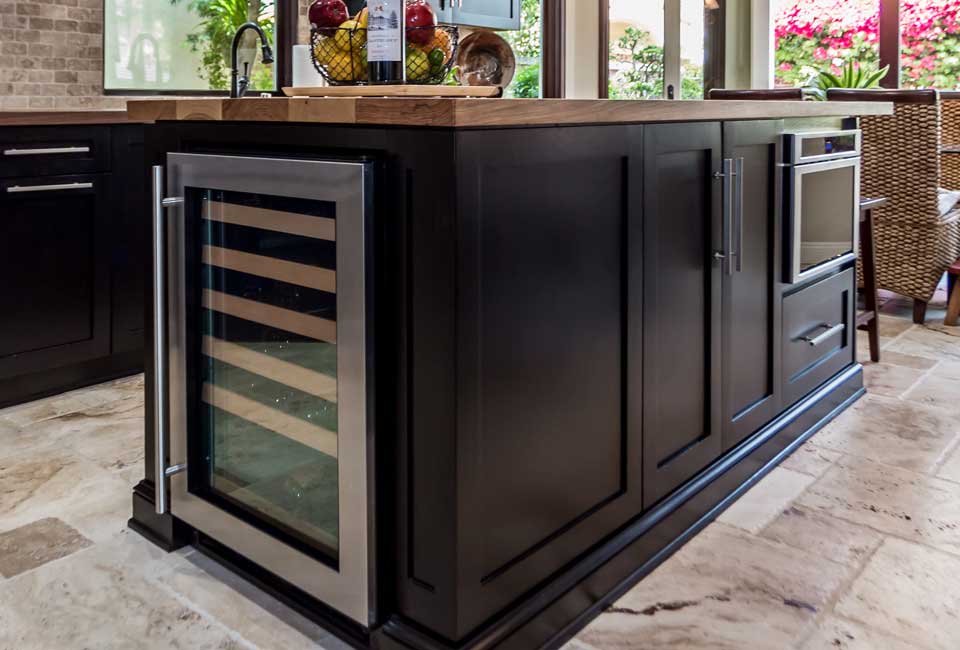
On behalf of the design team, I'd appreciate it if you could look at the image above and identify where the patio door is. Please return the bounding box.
[607,0,707,100]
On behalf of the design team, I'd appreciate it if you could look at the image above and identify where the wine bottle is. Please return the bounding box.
[367,0,405,84]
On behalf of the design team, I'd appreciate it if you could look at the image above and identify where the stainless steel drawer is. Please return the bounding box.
[0,126,110,178]
[782,267,856,407]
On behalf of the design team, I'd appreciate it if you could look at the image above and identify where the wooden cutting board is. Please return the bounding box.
[282,84,502,98]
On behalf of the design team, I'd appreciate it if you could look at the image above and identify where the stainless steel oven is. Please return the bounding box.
[783,130,861,284]
[151,153,375,626]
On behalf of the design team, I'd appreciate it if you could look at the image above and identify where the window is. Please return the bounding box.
[603,0,714,100]
[773,0,880,88]
[104,0,279,93]
[502,0,543,98]
[900,1,960,89]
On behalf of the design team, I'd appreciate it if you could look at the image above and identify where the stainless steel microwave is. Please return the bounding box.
[782,130,862,284]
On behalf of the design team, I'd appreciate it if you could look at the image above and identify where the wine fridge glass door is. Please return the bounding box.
[164,153,373,626]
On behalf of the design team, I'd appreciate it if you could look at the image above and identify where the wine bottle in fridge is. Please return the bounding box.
[367,0,405,84]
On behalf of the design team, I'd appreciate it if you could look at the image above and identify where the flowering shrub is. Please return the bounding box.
[775,0,960,89]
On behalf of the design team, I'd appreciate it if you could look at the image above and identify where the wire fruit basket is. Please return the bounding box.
[311,24,458,86]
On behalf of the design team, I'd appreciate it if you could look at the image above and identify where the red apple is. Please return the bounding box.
[310,0,350,36]
[405,0,437,46]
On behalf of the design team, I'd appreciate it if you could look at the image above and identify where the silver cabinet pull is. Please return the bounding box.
[720,158,735,275]
[3,146,90,156]
[152,165,184,516]
[7,181,93,193]
[801,322,846,347]
[734,157,744,273]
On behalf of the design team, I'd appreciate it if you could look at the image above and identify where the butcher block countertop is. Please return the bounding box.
[0,110,135,126]
[126,97,893,128]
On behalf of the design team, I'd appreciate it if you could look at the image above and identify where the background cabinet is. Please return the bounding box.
[720,121,783,450]
[641,122,723,509]
[0,175,110,381]
[451,0,519,29]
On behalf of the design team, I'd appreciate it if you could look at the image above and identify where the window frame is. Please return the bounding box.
[598,0,725,99]
[102,0,295,97]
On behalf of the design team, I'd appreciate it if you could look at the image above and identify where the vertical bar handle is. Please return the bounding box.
[734,157,744,273]
[152,165,169,515]
[721,158,734,275]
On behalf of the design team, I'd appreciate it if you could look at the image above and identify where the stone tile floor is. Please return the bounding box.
[0,295,956,649]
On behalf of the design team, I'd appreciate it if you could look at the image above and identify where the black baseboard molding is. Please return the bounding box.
[376,364,864,650]
[0,349,143,410]
[129,364,863,650]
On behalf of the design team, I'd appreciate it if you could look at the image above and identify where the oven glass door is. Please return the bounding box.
[789,157,860,283]
[165,153,372,625]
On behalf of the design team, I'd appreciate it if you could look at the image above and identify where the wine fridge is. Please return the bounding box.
[152,153,375,625]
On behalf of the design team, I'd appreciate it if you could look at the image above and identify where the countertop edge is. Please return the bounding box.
[125,98,894,128]
[0,110,142,127]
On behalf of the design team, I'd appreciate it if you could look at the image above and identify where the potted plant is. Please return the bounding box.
[807,60,890,100]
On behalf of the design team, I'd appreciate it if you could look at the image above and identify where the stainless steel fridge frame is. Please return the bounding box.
[152,152,375,626]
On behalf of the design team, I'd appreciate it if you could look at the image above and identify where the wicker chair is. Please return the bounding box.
[829,89,960,323]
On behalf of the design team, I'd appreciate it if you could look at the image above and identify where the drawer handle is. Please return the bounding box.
[6,182,94,193]
[3,146,91,156]
[800,322,846,347]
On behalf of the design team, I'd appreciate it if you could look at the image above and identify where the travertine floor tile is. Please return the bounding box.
[152,550,352,650]
[717,467,815,533]
[869,350,938,370]
[0,532,243,650]
[862,362,927,398]
[0,391,90,430]
[577,525,853,650]
[878,316,915,339]
[0,517,92,578]
[759,505,882,569]
[800,614,933,650]
[903,366,960,414]
[780,443,842,478]
[811,394,960,474]
[795,456,960,556]
[834,537,960,650]
[886,326,960,361]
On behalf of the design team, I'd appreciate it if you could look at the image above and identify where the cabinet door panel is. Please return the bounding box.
[453,0,519,29]
[722,121,782,449]
[0,174,110,379]
[452,126,642,636]
[642,122,722,509]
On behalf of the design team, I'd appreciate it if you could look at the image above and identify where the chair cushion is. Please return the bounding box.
[939,188,960,217]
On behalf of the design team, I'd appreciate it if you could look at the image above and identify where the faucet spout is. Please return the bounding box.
[230,22,275,99]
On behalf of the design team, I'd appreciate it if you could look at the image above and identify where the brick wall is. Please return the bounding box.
[0,1,315,110]
[0,0,124,109]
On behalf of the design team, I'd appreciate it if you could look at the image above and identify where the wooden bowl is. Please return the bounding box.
[456,30,516,88]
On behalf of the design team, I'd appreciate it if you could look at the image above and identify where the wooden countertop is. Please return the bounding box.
[126,97,893,128]
[0,110,135,126]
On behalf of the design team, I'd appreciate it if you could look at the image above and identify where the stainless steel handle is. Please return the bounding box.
[3,146,90,156]
[801,322,846,347]
[7,182,93,193]
[152,165,184,515]
[734,157,744,273]
[720,158,734,275]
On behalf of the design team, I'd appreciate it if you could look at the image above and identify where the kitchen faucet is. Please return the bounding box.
[230,22,275,99]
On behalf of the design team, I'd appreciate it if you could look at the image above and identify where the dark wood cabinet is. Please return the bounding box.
[641,122,723,509]
[0,124,146,408]
[452,0,519,29]
[720,121,783,449]
[0,175,110,380]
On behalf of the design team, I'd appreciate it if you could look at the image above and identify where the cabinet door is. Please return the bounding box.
[721,121,782,449]
[110,125,147,354]
[642,122,723,509]
[453,0,519,29]
[0,175,110,380]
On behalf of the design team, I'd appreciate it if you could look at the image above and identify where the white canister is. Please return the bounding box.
[292,44,327,88]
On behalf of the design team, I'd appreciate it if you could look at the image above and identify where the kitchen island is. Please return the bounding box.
[128,97,890,650]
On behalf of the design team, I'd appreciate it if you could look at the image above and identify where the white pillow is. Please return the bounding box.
[938,188,960,216]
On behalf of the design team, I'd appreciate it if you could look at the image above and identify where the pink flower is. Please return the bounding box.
[813,47,829,60]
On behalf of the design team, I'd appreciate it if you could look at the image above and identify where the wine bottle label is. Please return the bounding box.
[367,0,403,63]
